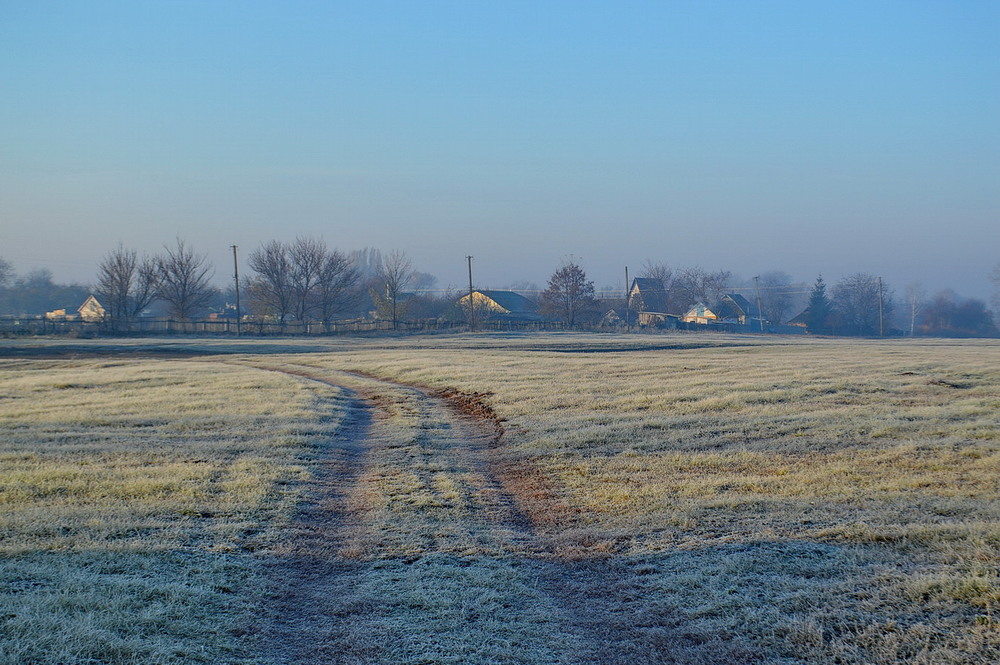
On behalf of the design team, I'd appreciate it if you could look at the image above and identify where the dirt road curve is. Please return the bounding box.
[245,363,692,665]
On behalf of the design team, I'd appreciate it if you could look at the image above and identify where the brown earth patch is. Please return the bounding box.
[435,387,507,441]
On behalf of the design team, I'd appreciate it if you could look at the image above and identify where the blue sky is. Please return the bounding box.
[2,1,998,298]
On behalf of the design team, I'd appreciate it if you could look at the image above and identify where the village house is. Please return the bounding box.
[46,295,105,322]
[714,293,761,326]
[681,302,719,325]
[456,290,541,322]
[628,278,673,327]
[787,309,809,329]
[682,294,763,327]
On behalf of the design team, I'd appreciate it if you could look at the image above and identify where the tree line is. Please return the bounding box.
[1,240,998,337]
[88,238,431,332]
[797,274,996,337]
[502,259,998,337]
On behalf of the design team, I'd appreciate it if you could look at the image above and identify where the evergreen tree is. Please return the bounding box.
[805,275,832,334]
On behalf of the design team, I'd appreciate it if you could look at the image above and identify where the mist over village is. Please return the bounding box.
[2,237,999,338]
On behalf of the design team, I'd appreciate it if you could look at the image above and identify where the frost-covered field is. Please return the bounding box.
[0,356,344,663]
[1,333,997,663]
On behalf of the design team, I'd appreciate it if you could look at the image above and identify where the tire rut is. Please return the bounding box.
[258,385,373,664]
[244,361,687,664]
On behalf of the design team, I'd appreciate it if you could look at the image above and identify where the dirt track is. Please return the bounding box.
[247,363,710,665]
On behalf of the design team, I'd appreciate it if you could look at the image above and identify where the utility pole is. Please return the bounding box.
[625,266,630,332]
[878,276,884,337]
[231,245,241,337]
[753,275,764,333]
[466,255,475,332]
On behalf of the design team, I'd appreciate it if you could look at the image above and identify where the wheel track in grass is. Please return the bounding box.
[240,360,705,665]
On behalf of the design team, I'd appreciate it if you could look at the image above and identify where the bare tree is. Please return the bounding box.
[904,282,926,337]
[96,243,158,331]
[920,290,997,337]
[757,271,793,326]
[316,248,361,331]
[540,259,597,327]
[410,271,438,293]
[156,238,216,320]
[832,273,893,336]
[640,260,675,311]
[671,266,732,314]
[289,236,326,323]
[373,249,415,330]
[247,240,294,324]
[248,238,361,330]
[641,260,673,288]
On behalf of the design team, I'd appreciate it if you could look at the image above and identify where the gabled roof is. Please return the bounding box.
[715,293,759,320]
[788,308,809,326]
[457,290,541,320]
[683,302,718,320]
[629,278,669,313]
[631,277,663,292]
[77,295,105,321]
[78,295,104,313]
[474,290,538,314]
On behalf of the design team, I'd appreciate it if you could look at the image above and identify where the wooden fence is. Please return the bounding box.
[0,316,569,337]
[0,315,796,338]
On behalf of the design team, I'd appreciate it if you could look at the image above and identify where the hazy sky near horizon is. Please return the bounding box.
[2,1,998,298]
